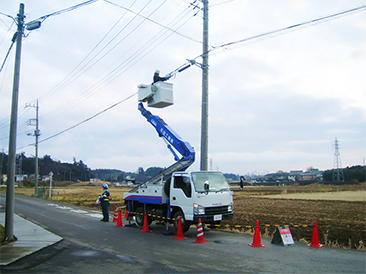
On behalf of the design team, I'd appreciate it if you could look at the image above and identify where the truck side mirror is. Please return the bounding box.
[204,180,210,194]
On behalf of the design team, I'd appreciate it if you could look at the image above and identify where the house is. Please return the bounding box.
[288,169,323,182]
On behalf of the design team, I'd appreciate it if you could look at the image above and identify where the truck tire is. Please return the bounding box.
[135,207,153,227]
[173,211,191,233]
[135,207,144,226]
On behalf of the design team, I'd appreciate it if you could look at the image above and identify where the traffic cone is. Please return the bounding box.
[173,217,187,240]
[113,206,118,222]
[308,221,323,248]
[249,220,265,247]
[124,210,129,219]
[140,212,151,233]
[115,209,124,227]
[193,218,208,244]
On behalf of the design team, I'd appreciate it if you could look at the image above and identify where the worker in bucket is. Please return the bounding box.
[153,69,171,83]
[98,184,111,222]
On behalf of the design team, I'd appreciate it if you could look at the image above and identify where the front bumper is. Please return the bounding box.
[193,212,233,224]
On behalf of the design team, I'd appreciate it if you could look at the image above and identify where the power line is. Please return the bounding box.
[0,34,16,73]
[36,0,139,102]
[9,2,366,150]
[37,0,197,123]
[17,92,137,149]
[205,3,366,56]
[167,3,366,77]
[104,0,203,45]
[3,1,198,146]
[28,0,99,25]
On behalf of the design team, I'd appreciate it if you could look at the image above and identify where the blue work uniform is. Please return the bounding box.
[100,190,110,222]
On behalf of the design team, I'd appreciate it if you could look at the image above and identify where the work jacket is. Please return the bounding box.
[100,190,110,203]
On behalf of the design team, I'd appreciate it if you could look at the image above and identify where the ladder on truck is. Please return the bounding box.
[129,157,194,193]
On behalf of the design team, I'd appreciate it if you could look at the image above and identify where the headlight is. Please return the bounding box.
[228,204,233,212]
[193,203,205,215]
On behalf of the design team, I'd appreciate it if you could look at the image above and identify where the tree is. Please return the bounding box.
[137,167,144,175]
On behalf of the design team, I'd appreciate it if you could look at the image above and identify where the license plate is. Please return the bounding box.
[214,214,222,221]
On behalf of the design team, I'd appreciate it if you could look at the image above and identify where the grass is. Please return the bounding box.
[0,224,4,245]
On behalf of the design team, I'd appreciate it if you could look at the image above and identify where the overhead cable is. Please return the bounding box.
[166,3,366,78]
[17,92,137,150]
[0,33,16,73]
[30,0,99,24]
[103,0,202,45]
[205,4,366,57]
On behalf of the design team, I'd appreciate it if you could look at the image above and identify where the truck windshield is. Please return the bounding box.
[191,172,230,193]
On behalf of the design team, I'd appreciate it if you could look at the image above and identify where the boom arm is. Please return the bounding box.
[138,102,195,163]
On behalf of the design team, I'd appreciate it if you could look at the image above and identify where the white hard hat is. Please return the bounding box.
[155,69,160,74]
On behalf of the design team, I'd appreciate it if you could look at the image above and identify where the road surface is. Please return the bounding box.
[0,193,365,273]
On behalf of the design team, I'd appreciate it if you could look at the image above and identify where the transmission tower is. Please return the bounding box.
[332,137,345,182]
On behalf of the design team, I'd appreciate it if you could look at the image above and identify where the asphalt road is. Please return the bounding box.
[1,193,365,273]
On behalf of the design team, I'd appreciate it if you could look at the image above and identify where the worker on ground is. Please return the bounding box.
[99,184,110,222]
[240,177,244,191]
[153,69,170,83]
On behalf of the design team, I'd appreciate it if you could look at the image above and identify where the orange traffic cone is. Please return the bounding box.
[193,218,208,244]
[173,216,187,240]
[140,212,151,233]
[308,221,323,248]
[124,209,129,219]
[115,209,124,227]
[113,206,118,222]
[249,220,265,247]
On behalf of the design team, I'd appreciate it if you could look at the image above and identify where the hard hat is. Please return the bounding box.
[155,69,160,74]
[102,183,108,189]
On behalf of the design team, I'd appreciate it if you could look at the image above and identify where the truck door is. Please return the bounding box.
[170,174,193,220]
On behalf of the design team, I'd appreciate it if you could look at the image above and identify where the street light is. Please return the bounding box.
[26,20,41,31]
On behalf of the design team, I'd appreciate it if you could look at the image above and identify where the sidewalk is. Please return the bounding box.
[0,206,62,266]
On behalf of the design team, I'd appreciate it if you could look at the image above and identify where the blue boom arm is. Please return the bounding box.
[138,102,195,166]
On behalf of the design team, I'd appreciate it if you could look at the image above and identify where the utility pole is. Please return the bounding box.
[0,148,4,185]
[5,3,24,242]
[26,99,40,196]
[200,0,209,171]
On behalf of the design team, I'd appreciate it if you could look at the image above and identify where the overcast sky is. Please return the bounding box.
[0,0,365,176]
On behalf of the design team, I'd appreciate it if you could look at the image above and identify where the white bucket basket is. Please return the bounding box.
[138,82,173,108]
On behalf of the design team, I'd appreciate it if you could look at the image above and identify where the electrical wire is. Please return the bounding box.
[103,0,203,45]
[14,1,199,149]
[38,0,197,123]
[204,3,366,58]
[0,34,16,73]
[27,0,99,25]
[8,2,366,150]
[166,3,366,78]
[36,0,139,103]
[17,92,137,150]
[2,0,197,146]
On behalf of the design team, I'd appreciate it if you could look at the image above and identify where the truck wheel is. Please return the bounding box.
[135,207,152,226]
[173,211,191,233]
[135,207,144,226]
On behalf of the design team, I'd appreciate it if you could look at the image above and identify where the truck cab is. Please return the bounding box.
[168,171,233,232]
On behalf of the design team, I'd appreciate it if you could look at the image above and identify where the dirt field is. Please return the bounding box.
[262,190,366,201]
[4,182,366,249]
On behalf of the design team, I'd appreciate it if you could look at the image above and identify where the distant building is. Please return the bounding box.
[288,169,323,182]
[15,174,28,182]
[42,175,51,181]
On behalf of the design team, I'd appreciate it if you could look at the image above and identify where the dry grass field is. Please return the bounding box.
[3,182,365,249]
